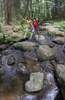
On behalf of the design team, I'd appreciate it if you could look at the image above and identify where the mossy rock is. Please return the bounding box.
[36,45,54,60]
[13,41,38,51]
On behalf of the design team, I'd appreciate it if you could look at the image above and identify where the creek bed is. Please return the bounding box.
[0,30,64,100]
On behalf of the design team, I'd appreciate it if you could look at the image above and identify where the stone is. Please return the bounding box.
[17,63,30,75]
[23,58,42,72]
[56,64,65,99]
[13,41,38,51]
[2,49,24,71]
[56,64,65,81]
[4,32,24,43]
[54,31,65,37]
[37,45,54,60]
[35,35,45,41]
[35,35,46,44]
[52,36,65,45]
[25,72,44,92]
[45,25,65,37]
[7,55,15,65]
[1,24,29,43]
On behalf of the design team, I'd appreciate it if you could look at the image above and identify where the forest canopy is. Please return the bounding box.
[0,0,65,24]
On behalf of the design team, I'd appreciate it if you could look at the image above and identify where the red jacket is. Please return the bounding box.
[33,20,39,29]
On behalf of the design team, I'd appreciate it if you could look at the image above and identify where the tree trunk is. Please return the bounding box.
[23,0,32,17]
[4,0,13,25]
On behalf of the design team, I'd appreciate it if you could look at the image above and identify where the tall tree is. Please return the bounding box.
[4,0,14,24]
[24,0,32,17]
[14,0,21,19]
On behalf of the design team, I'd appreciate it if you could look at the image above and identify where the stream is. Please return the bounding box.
[0,30,64,100]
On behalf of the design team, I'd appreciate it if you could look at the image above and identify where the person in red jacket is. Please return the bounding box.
[33,18,39,34]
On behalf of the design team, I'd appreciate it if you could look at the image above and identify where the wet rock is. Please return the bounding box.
[45,25,65,37]
[25,72,44,92]
[2,49,24,65]
[35,35,46,44]
[48,42,55,48]
[54,46,65,64]
[56,64,65,99]
[54,31,65,37]
[35,35,45,41]
[17,63,30,75]
[7,55,15,65]
[37,45,54,60]
[52,36,65,45]
[23,54,41,72]
[13,41,38,51]
[56,64,65,82]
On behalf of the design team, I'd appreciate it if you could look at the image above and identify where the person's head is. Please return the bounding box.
[36,18,38,21]
[33,18,36,21]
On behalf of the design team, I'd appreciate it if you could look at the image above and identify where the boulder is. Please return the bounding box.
[1,25,29,43]
[7,55,15,65]
[35,35,45,41]
[13,41,38,51]
[25,72,44,92]
[56,64,65,99]
[35,35,46,44]
[45,25,65,37]
[52,36,65,45]
[23,58,42,72]
[54,30,65,37]
[56,64,65,81]
[4,32,24,43]
[36,45,54,60]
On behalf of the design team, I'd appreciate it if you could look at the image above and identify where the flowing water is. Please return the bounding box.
[41,73,58,100]
[0,31,64,100]
[0,49,60,100]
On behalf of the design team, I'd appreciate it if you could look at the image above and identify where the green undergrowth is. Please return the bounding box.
[54,21,65,30]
